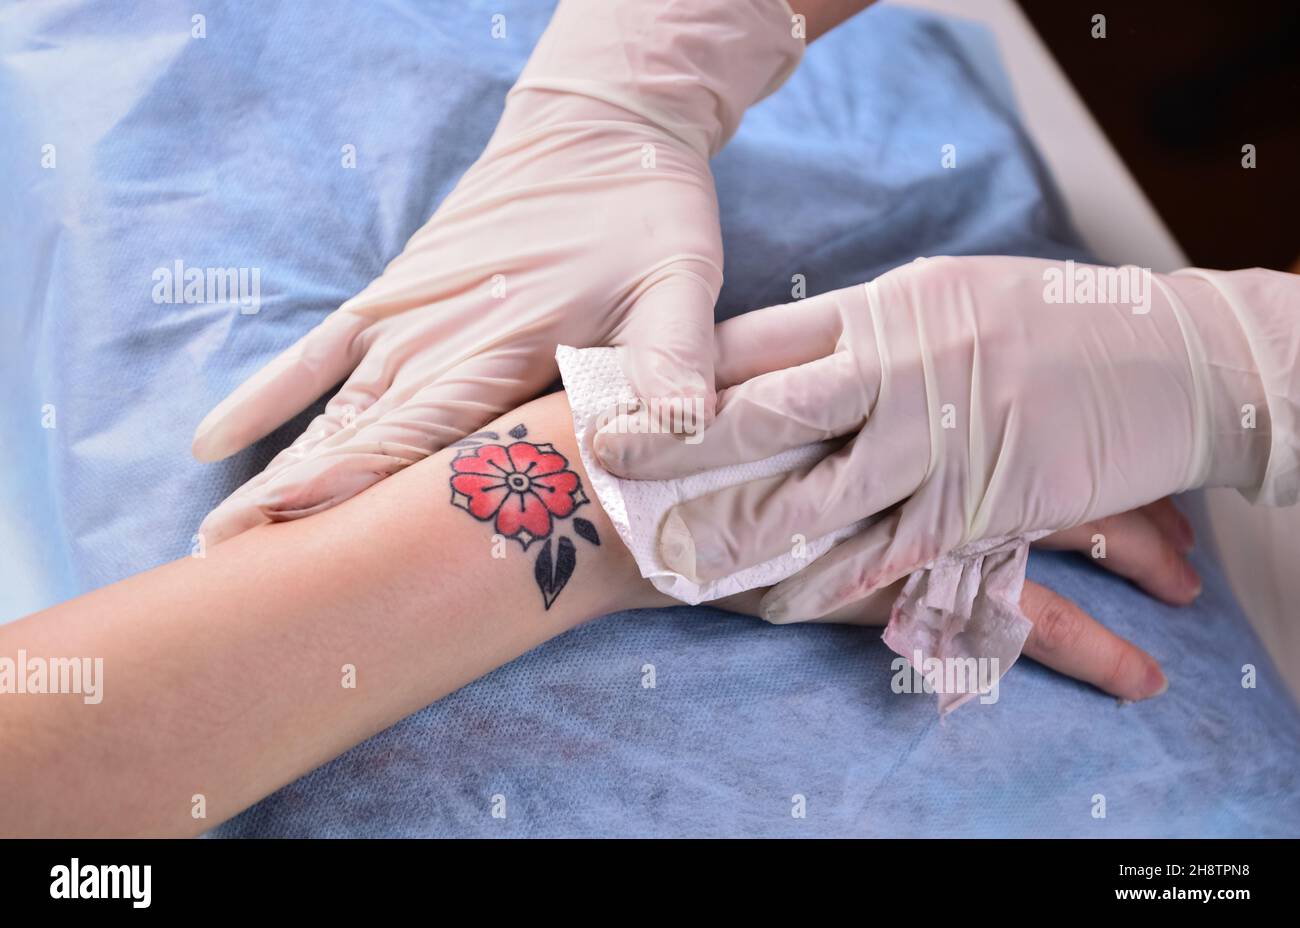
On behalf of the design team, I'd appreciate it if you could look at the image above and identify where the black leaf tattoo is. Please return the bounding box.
[572,517,601,546]
[534,538,554,605]
[448,430,500,449]
[533,536,577,610]
[553,537,576,595]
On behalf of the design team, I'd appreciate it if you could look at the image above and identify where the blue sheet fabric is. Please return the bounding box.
[215,550,1300,838]
[2,2,1295,836]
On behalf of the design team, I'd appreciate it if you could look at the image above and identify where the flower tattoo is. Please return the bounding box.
[450,440,583,547]
[449,424,600,609]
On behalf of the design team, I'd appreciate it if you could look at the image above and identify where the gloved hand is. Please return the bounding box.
[595,255,1299,620]
[192,0,803,543]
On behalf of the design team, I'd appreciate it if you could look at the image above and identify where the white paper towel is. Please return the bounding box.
[556,344,1047,713]
[556,345,869,604]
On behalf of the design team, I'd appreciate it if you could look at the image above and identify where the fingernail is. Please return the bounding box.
[760,597,790,623]
[659,510,699,582]
[191,421,224,463]
[760,583,828,625]
[591,430,620,471]
[1143,662,1169,699]
[1183,561,1202,598]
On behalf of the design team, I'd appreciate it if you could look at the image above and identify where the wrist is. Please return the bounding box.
[1169,270,1273,493]
[509,0,804,157]
[438,392,674,621]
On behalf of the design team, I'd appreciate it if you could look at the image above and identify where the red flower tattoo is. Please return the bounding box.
[450,440,587,550]
[448,426,601,610]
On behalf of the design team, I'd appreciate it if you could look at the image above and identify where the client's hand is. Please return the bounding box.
[725,575,1168,703]
[594,256,1281,624]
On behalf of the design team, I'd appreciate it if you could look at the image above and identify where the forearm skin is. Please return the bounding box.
[0,393,664,836]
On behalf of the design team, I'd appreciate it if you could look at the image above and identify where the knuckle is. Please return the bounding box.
[1090,514,1121,537]
[1030,598,1085,655]
[1105,645,1143,694]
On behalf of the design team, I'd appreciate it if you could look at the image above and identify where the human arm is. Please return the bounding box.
[595,256,1298,619]
[1,393,669,837]
[2,376,1175,836]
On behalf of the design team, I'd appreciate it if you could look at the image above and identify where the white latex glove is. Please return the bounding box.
[595,255,1299,621]
[192,0,803,543]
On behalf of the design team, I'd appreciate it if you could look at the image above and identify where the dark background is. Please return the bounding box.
[1019,0,1299,271]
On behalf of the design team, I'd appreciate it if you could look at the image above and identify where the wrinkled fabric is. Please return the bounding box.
[3,2,1295,836]
[1174,268,1300,508]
